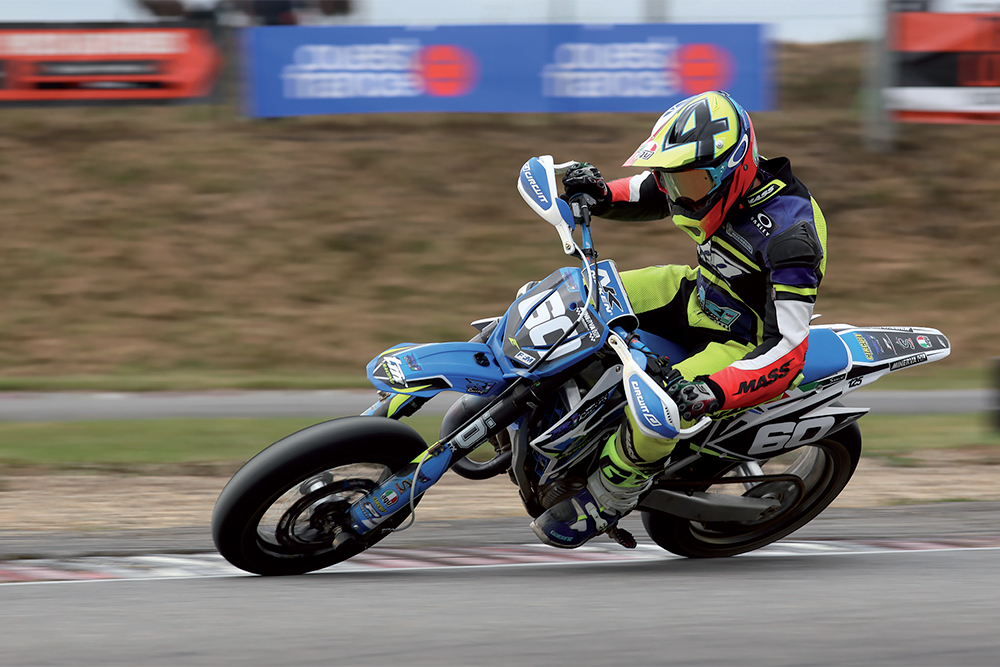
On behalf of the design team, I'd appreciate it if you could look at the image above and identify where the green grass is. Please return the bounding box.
[0,372,370,392]
[0,415,444,469]
[0,417,320,468]
[0,414,996,471]
[853,413,1000,456]
[852,366,991,391]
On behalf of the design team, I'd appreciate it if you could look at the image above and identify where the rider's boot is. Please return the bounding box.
[530,427,661,549]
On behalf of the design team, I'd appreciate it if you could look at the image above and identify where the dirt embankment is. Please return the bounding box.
[0,42,995,382]
[3,448,1000,531]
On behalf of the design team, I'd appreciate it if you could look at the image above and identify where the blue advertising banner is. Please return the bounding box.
[242,23,769,117]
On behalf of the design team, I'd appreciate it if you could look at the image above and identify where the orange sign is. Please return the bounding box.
[0,24,222,104]
[888,12,1000,123]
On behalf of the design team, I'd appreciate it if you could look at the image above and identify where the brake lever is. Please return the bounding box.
[553,160,579,174]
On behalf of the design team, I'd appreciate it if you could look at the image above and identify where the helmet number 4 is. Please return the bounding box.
[748,416,836,456]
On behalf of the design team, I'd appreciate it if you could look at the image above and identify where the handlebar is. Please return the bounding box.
[518,156,703,439]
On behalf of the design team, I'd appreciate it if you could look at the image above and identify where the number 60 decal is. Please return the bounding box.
[748,416,837,456]
[516,290,582,359]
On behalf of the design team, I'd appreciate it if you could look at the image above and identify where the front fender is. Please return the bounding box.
[367,342,508,399]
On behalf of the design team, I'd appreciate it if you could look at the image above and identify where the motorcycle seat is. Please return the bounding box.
[800,327,850,384]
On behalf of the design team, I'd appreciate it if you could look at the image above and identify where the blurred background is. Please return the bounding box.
[0,0,996,482]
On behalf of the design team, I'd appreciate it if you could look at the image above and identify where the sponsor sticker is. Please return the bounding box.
[514,350,535,366]
[636,139,658,161]
[580,311,601,342]
[751,211,773,237]
[380,489,399,507]
[917,335,932,349]
[465,379,496,395]
[854,333,874,361]
[814,372,847,389]
[890,353,927,371]
[382,356,407,386]
[698,285,740,329]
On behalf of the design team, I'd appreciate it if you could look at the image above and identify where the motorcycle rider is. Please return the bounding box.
[531,90,828,548]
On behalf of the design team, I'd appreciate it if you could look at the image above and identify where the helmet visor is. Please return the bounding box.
[656,168,717,206]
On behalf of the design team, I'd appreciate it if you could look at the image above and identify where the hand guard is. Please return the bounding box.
[664,370,722,422]
[561,162,611,215]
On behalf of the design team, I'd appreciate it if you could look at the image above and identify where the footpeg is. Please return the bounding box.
[606,525,637,549]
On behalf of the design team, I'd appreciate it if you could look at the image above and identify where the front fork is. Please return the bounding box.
[347,373,570,537]
[347,440,456,535]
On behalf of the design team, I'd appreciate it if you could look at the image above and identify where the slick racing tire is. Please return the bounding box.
[641,422,862,559]
[212,416,427,576]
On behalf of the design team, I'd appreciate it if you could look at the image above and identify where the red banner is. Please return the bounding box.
[0,24,222,104]
[888,11,1000,123]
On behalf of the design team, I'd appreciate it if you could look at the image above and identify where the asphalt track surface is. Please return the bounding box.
[1,391,997,664]
[0,388,993,421]
[2,504,1000,665]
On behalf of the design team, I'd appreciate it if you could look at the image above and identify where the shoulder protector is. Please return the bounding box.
[767,220,822,270]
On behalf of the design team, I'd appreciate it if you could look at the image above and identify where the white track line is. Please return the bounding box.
[2,541,999,587]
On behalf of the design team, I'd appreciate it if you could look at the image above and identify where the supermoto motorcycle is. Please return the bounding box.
[212,155,951,575]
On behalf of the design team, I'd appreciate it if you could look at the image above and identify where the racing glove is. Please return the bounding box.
[664,369,724,422]
[561,162,611,215]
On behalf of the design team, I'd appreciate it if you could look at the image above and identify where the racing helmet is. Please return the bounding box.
[623,91,759,243]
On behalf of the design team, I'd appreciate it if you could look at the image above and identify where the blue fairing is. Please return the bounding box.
[801,328,850,384]
[488,259,641,380]
[489,267,606,379]
[367,342,507,399]
[593,260,639,332]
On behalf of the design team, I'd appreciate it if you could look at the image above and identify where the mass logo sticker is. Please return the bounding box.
[747,182,782,207]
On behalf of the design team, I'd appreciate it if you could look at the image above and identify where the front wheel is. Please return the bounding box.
[641,422,862,558]
[212,416,427,575]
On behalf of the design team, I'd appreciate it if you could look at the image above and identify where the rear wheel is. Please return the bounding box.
[641,422,862,558]
[212,416,426,575]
